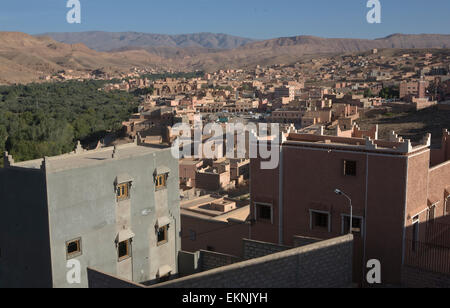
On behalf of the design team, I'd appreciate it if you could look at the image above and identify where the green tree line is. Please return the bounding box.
[0,80,140,166]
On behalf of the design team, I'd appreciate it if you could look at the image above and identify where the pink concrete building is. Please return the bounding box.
[400,80,429,100]
[250,129,450,285]
[179,159,204,188]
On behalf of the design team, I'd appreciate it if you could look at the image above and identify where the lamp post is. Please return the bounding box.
[335,189,353,234]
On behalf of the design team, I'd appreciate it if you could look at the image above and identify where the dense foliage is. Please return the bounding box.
[0,80,139,165]
[379,86,400,99]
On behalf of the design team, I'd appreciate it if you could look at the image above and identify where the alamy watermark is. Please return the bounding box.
[171,115,281,170]
[66,259,81,284]
[66,1,379,26]
[366,259,382,284]
[66,0,81,24]
[366,0,381,24]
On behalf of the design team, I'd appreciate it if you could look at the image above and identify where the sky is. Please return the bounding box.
[0,0,449,39]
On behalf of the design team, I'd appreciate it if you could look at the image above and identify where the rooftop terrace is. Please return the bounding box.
[3,140,166,173]
[180,194,249,223]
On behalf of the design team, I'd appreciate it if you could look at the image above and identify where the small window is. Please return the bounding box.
[66,238,82,259]
[256,203,272,221]
[343,160,357,176]
[118,240,131,261]
[342,216,363,235]
[311,211,330,231]
[116,182,130,201]
[157,226,168,246]
[156,174,167,190]
[189,230,197,241]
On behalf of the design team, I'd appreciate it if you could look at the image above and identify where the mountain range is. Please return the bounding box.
[38,31,256,51]
[1,31,450,84]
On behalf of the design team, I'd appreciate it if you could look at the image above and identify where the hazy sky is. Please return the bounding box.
[1,0,449,39]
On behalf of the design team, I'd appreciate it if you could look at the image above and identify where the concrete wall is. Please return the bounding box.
[250,139,418,285]
[196,171,230,191]
[364,152,408,285]
[87,268,144,288]
[181,214,249,257]
[242,239,291,260]
[427,161,450,225]
[293,236,322,247]
[1,145,181,288]
[150,235,353,288]
[0,168,53,288]
[178,250,200,277]
[88,235,353,288]
[249,157,280,245]
[45,146,180,288]
[199,250,241,271]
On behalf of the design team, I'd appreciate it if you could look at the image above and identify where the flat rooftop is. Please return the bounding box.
[8,142,166,173]
[284,132,430,155]
[181,194,250,223]
[179,158,203,166]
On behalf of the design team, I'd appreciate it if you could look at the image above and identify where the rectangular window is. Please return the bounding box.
[116,182,130,201]
[343,160,357,176]
[342,216,363,235]
[118,240,131,261]
[310,211,330,231]
[428,205,436,222]
[156,174,167,190]
[66,238,82,260]
[157,226,168,246]
[256,203,272,222]
[189,230,197,241]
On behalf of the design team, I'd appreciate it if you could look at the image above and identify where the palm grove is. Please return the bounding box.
[0,80,140,167]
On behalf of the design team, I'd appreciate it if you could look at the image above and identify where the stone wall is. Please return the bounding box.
[88,268,145,288]
[199,250,241,271]
[88,235,353,288]
[151,235,353,288]
[242,239,291,260]
[178,250,200,277]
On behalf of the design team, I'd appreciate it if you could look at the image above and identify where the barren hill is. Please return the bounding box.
[1,32,450,84]
[38,31,255,51]
[0,32,175,84]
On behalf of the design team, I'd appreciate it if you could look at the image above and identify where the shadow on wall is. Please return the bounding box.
[87,234,354,289]
[402,214,450,287]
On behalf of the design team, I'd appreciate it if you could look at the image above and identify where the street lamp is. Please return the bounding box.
[334,189,353,234]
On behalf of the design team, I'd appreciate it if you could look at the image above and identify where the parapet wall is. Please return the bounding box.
[88,235,353,288]
[199,250,241,271]
[430,129,450,167]
[242,239,291,260]
[151,235,353,288]
[87,268,145,288]
[293,235,322,247]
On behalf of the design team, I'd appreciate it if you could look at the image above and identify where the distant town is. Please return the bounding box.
[2,44,449,289]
